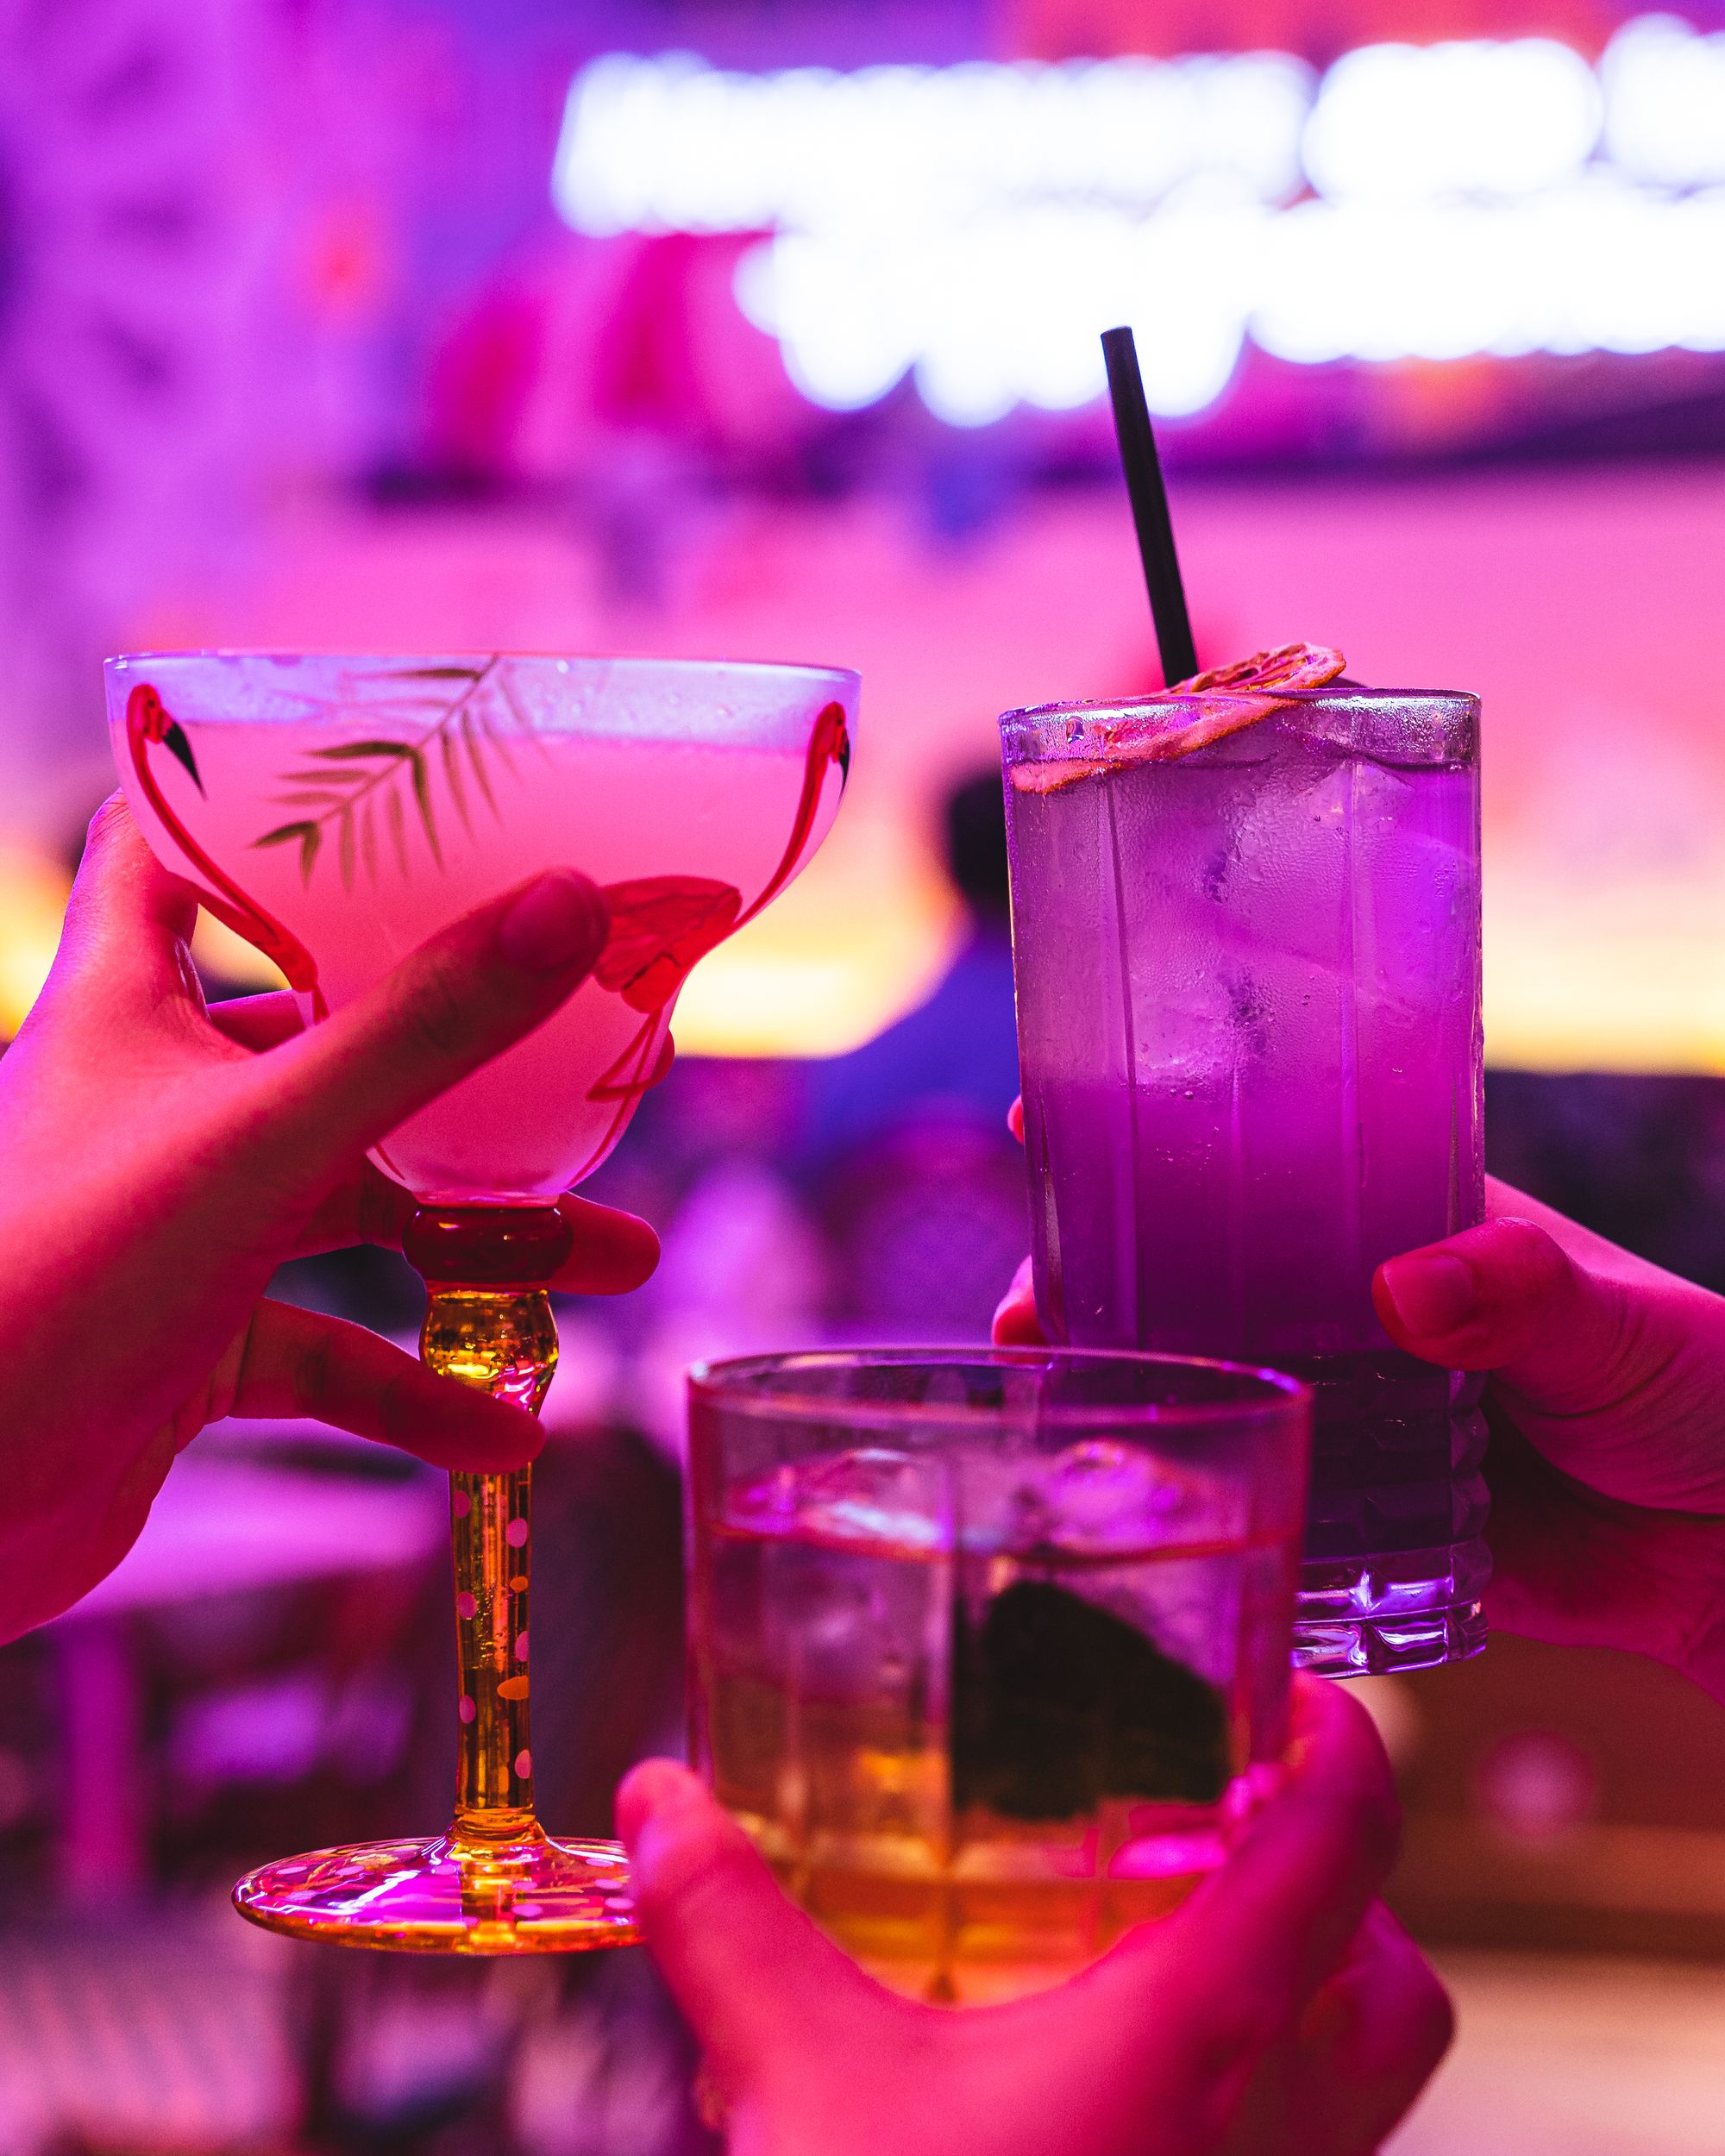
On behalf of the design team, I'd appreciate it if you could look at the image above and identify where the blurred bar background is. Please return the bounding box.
[3,1,1725,2150]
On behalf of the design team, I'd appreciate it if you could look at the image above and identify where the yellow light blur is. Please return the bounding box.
[1486,868,1725,1075]
[191,910,285,991]
[0,865,290,1042]
[673,814,960,1058]
[0,847,72,1037]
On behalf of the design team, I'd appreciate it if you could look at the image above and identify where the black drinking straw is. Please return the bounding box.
[1101,325,1198,687]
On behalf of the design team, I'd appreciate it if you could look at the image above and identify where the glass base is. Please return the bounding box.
[1295,1602,1487,1677]
[233,1827,638,1954]
[1294,1539,1490,1677]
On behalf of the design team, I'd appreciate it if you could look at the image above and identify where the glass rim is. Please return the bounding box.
[687,1344,1312,1432]
[1000,681,1478,743]
[105,649,860,692]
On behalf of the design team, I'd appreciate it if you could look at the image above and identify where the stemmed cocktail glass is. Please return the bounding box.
[108,650,856,1952]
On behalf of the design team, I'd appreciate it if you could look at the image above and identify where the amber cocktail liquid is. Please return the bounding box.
[688,1351,1309,2003]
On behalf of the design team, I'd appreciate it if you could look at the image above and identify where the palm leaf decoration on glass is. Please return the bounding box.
[251,659,538,887]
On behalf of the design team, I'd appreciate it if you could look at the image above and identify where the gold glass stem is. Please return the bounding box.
[420,1288,558,1847]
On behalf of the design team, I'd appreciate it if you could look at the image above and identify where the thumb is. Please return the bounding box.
[618,1761,884,2087]
[1048,1680,1401,2153]
[992,1255,1045,1345]
[1373,1216,1632,1414]
[245,868,608,1189]
[1221,1904,1452,2156]
[1114,1677,1399,2056]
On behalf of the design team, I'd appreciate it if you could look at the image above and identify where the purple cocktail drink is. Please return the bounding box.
[1002,655,1485,1675]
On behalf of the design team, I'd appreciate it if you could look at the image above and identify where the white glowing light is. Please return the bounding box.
[1251,182,1725,368]
[552,24,1725,425]
[1302,38,1600,204]
[552,50,1312,241]
[736,206,1263,421]
[1602,16,1725,187]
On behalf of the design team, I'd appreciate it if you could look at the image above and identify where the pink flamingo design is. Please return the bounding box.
[125,685,327,1017]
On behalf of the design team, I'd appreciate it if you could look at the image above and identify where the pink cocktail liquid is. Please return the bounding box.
[1003,687,1486,1676]
[109,655,854,1201]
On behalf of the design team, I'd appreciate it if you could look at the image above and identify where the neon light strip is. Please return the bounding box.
[551,18,1725,422]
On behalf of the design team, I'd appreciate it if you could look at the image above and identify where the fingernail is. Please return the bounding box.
[498,870,607,974]
[616,1758,702,1851]
[622,1766,715,1898]
[1379,1251,1475,1337]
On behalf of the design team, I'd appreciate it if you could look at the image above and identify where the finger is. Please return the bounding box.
[1317,1907,1453,2148]
[1372,1216,1609,1388]
[618,1760,885,2083]
[207,990,305,1050]
[1374,1213,1666,1430]
[992,1256,1046,1345]
[1225,1905,1452,2156]
[1376,1216,1725,1509]
[1292,1906,1453,2153]
[557,1195,665,1293]
[1008,1094,1024,1143]
[289,1169,661,1294]
[1483,1418,1725,1695]
[228,1300,544,1470]
[248,869,609,1188]
[1105,1677,1399,2062]
[30,797,202,1025]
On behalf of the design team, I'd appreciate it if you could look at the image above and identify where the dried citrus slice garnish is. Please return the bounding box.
[1009,642,1346,793]
[1176,642,1346,698]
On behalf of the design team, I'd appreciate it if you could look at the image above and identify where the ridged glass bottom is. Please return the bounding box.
[1293,1539,1491,1676]
[1290,1355,1491,1677]
[233,1828,638,1954]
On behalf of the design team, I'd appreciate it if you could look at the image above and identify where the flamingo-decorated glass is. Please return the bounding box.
[107,650,857,1952]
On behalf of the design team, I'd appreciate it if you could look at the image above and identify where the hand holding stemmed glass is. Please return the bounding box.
[0,797,656,1645]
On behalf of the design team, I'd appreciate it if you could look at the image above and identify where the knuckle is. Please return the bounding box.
[393,951,486,1064]
[292,1330,335,1416]
[85,793,129,852]
[1475,1217,1571,1304]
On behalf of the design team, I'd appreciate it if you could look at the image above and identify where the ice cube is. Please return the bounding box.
[954,1445,1050,1557]
[1361,830,1475,1009]
[748,1533,933,1704]
[1037,1440,1189,1555]
[772,1446,944,1552]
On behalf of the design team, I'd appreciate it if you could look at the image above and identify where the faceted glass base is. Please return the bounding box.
[233,1827,638,1954]
[1294,1539,1491,1677]
[1295,1601,1488,1677]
